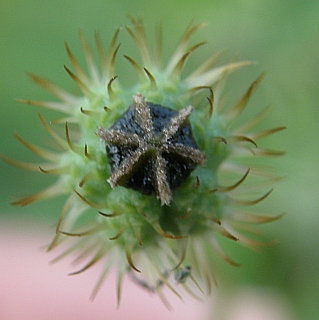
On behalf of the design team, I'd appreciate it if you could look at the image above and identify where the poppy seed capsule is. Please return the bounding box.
[98,94,206,205]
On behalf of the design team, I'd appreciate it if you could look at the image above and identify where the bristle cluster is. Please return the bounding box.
[1,17,284,306]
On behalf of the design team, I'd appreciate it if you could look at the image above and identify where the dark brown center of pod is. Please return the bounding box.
[98,94,205,205]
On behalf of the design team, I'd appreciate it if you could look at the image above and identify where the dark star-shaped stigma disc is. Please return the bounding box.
[98,94,206,205]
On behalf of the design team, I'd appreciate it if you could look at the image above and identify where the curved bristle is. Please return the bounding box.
[236,105,272,133]
[126,16,150,66]
[0,153,42,172]
[226,73,265,123]
[98,211,121,218]
[79,30,99,83]
[125,250,141,273]
[250,126,287,141]
[64,65,95,100]
[78,171,96,187]
[152,222,186,239]
[232,211,285,224]
[65,41,90,85]
[171,52,190,79]
[208,235,241,266]
[186,61,251,89]
[95,26,121,80]
[116,269,125,308]
[109,229,124,240]
[69,251,104,276]
[251,148,285,157]
[132,225,143,246]
[217,169,250,192]
[90,259,115,300]
[230,135,258,148]
[14,132,59,162]
[231,189,273,206]
[167,22,206,73]
[177,207,192,220]
[52,195,76,236]
[109,44,121,77]
[124,55,146,81]
[188,50,226,79]
[171,42,207,80]
[38,113,68,149]
[64,122,83,154]
[171,244,187,271]
[15,98,74,114]
[73,189,104,208]
[27,73,77,104]
[59,225,105,237]
[107,76,118,100]
[12,183,64,206]
[39,165,70,175]
[143,67,157,88]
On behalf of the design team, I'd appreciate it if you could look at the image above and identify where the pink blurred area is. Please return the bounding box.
[0,219,296,320]
[0,219,207,320]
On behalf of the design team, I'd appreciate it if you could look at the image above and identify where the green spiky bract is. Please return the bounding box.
[4,17,285,306]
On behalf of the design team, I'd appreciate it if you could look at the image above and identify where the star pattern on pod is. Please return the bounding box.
[98,93,206,205]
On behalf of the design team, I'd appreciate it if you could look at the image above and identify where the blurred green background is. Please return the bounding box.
[1,0,318,319]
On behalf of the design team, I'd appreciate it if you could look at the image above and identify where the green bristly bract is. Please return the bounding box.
[2,17,285,306]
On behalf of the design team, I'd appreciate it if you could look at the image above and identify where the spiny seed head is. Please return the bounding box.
[2,16,285,307]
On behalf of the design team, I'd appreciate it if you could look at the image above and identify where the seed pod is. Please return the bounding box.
[3,17,285,307]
